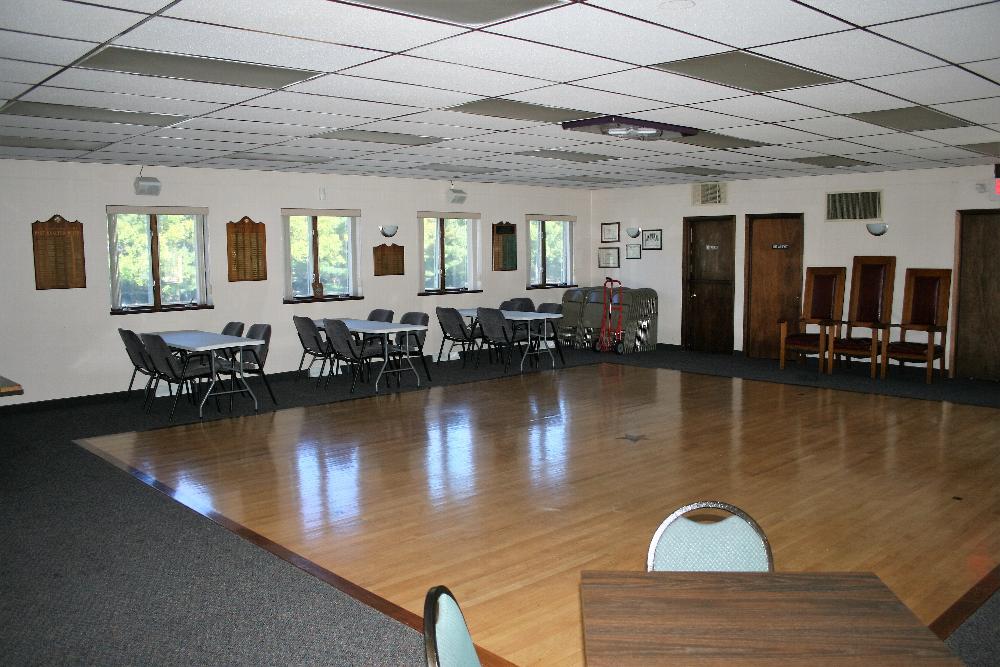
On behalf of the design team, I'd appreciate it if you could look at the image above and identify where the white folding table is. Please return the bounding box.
[458,309,564,371]
[313,319,428,392]
[154,330,265,418]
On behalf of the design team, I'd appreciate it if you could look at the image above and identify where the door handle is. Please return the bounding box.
[690,293,697,298]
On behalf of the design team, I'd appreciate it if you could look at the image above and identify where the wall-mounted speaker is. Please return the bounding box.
[133,176,161,196]
[446,186,467,204]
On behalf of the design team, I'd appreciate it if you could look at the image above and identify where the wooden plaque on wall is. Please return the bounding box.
[492,222,517,271]
[374,243,404,276]
[32,214,86,290]
[227,216,267,282]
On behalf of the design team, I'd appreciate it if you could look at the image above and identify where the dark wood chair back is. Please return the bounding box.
[803,267,846,325]
[847,255,896,327]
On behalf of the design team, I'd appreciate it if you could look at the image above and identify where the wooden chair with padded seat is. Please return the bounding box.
[829,255,896,378]
[779,266,846,373]
[880,268,952,383]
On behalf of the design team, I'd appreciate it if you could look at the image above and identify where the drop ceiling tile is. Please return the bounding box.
[563,142,663,159]
[779,115,887,138]
[207,105,365,129]
[175,117,320,137]
[289,74,479,109]
[91,144,232,157]
[589,0,849,47]
[251,91,420,119]
[0,0,142,42]
[164,0,466,52]
[23,86,220,116]
[961,57,1000,81]
[654,51,835,93]
[0,81,31,99]
[0,124,136,142]
[0,145,87,158]
[726,144,828,160]
[507,84,657,115]
[720,123,825,143]
[488,3,725,65]
[944,155,999,166]
[577,68,746,105]
[788,138,882,154]
[798,0,984,25]
[631,106,750,131]
[752,30,943,79]
[833,150,917,165]
[0,59,62,84]
[0,114,151,135]
[896,145,984,160]
[342,55,547,97]
[84,0,174,11]
[280,137,404,153]
[121,135,273,151]
[406,32,626,82]
[349,119,488,139]
[692,95,828,123]
[115,17,382,74]
[871,4,1000,64]
[860,67,1000,105]
[45,69,269,104]
[769,82,908,114]
[0,30,98,66]
[911,125,1000,144]
[149,127,282,145]
[844,132,944,150]
[395,110,542,131]
[932,97,1000,125]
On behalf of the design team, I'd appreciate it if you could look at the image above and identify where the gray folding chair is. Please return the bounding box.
[424,585,481,667]
[389,311,432,381]
[436,307,482,367]
[647,500,773,572]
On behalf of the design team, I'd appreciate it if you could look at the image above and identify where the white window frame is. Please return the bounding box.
[526,214,575,288]
[106,205,211,314]
[418,210,481,293]
[282,208,361,302]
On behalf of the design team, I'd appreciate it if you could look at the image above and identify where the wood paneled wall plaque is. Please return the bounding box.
[374,243,404,276]
[226,216,267,282]
[492,222,517,271]
[32,214,86,290]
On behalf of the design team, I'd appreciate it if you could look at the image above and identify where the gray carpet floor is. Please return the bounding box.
[1,346,997,665]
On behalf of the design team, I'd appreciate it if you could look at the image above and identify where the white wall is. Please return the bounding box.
[0,160,591,403]
[588,165,999,348]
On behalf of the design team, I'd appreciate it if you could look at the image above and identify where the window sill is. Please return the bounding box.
[418,289,484,297]
[527,283,577,290]
[283,295,364,304]
[110,304,214,315]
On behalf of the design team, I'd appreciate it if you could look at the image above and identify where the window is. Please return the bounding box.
[420,211,479,293]
[283,208,360,302]
[108,206,210,313]
[527,215,574,287]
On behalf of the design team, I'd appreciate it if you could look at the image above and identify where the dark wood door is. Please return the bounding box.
[955,209,1000,380]
[683,217,735,353]
[744,215,804,359]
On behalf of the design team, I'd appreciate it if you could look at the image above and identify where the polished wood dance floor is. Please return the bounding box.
[80,365,1000,666]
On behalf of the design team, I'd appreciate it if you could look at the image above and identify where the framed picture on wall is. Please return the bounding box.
[597,246,620,268]
[600,221,620,243]
[626,243,641,260]
[641,228,662,250]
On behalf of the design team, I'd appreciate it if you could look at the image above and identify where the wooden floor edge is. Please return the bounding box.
[73,437,517,667]
[929,561,1000,639]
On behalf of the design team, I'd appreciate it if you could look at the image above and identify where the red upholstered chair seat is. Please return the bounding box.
[886,341,944,357]
[834,337,875,352]
[784,333,821,348]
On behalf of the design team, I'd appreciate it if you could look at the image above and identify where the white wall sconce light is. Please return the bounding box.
[625,226,641,238]
[379,225,398,238]
[865,222,888,236]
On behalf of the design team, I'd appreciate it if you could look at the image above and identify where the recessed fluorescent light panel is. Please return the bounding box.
[848,106,973,131]
[79,46,320,88]
[0,135,111,151]
[312,129,443,145]
[419,163,500,173]
[653,51,836,92]
[227,153,330,163]
[547,175,622,184]
[791,155,876,168]
[450,98,599,123]
[562,115,699,141]
[669,132,768,149]
[958,142,1000,157]
[0,100,186,126]
[657,166,730,176]
[517,149,616,162]
[356,0,565,26]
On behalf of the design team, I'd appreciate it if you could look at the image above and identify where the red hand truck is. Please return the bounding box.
[593,276,625,355]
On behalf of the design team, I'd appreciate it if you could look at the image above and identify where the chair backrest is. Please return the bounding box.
[498,300,517,311]
[424,586,481,667]
[396,311,429,346]
[139,333,182,379]
[367,309,394,323]
[119,328,150,370]
[437,307,471,340]
[647,500,773,573]
[323,318,361,360]
[801,267,846,324]
[848,256,896,326]
[292,315,325,355]
[509,297,535,312]
[901,268,951,328]
[242,323,271,366]
[222,321,245,337]
[477,307,511,343]
[537,302,562,314]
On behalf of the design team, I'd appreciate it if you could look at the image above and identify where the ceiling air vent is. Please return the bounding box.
[826,190,882,220]
[693,182,726,205]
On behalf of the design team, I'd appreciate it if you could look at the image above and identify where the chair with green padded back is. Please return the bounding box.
[646,500,773,572]
[424,585,481,667]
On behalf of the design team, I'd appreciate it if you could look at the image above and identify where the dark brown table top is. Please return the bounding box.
[580,570,959,666]
[0,374,23,396]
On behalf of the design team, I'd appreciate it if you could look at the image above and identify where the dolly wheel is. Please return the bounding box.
[592,340,603,353]
[615,341,625,355]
